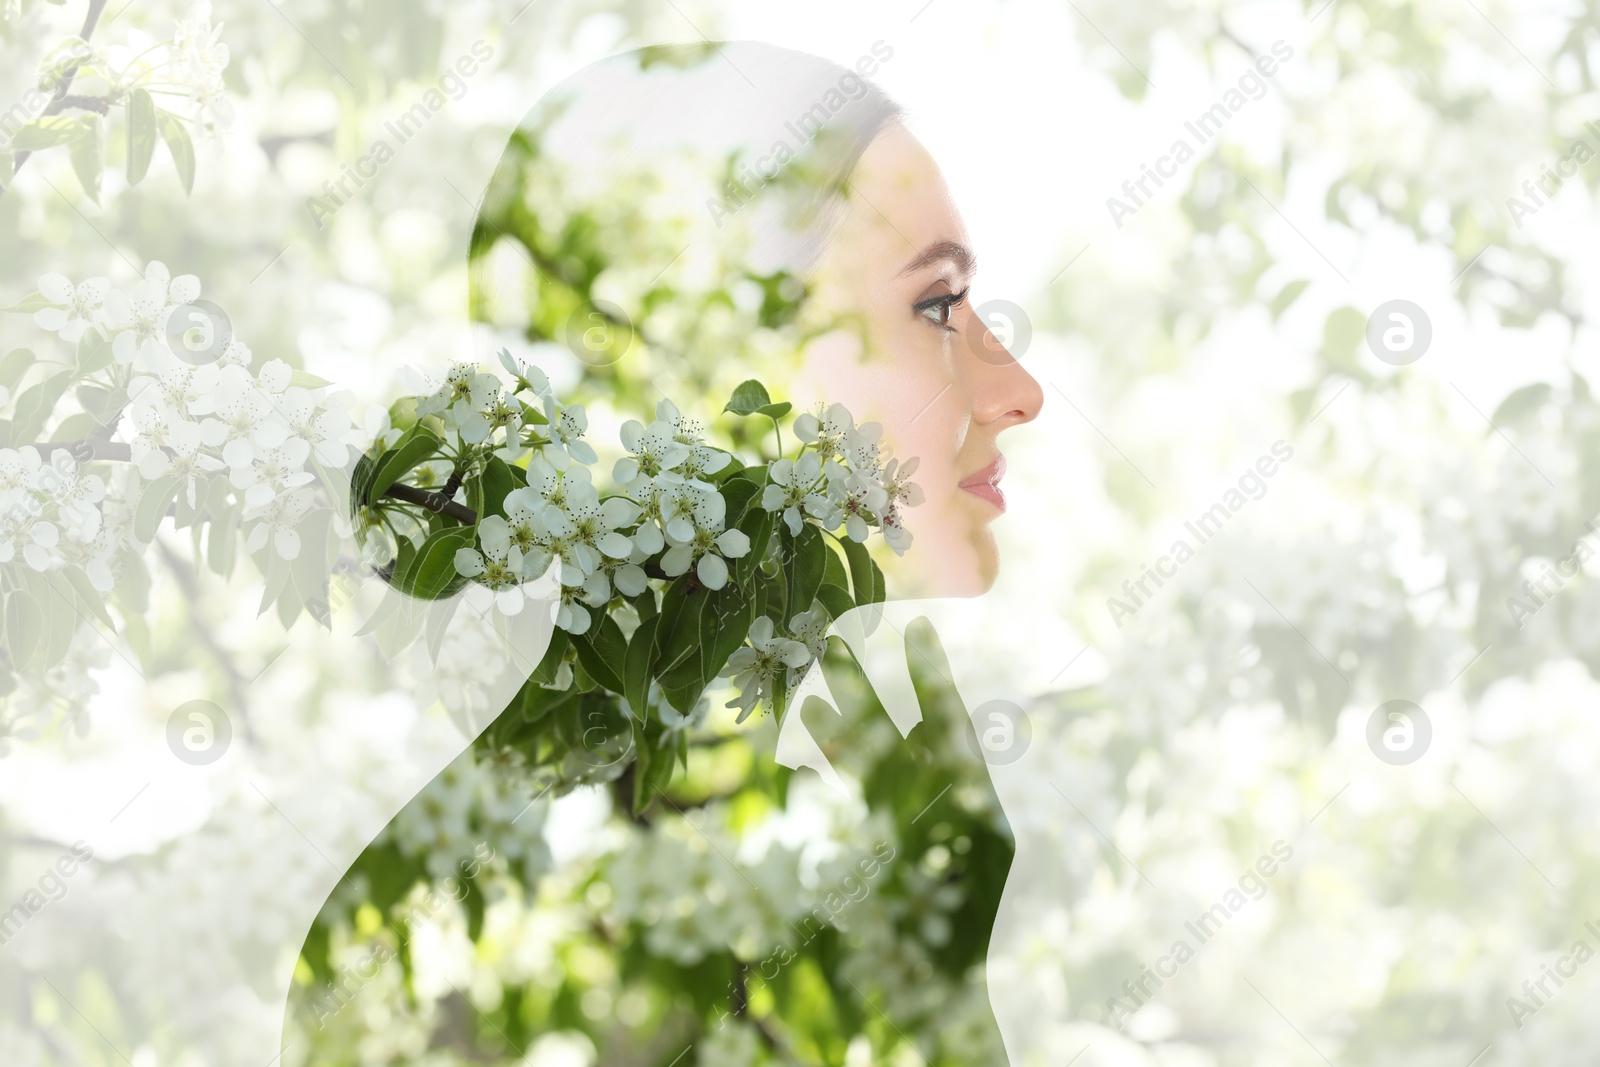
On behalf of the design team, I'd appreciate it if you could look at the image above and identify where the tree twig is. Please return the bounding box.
[33,438,130,461]
[56,95,110,115]
[2,0,112,198]
[377,482,477,525]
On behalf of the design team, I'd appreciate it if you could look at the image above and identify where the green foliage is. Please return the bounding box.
[125,89,157,186]
[156,110,195,195]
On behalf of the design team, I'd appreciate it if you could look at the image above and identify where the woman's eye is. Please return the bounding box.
[915,288,968,331]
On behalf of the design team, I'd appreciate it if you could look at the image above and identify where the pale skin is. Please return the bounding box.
[795,121,1044,599]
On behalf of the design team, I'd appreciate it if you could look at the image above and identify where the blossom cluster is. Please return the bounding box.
[168,6,234,135]
[404,352,918,627]
[765,402,922,553]
[367,351,922,720]
[24,263,354,562]
[0,446,112,588]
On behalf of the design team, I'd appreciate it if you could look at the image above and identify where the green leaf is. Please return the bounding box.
[515,682,575,730]
[822,538,849,590]
[126,88,157,185]
[735,503,773,586]
[366,425,443,505]
[156,110,195,194]
[653,579,708,675]
[206,506,238,577]
[1491,382,1554,428]
[631,590,658,623]
[655,581,754,717]
[570,653,595,692]
[21,569,76,672]
[0,350,32,390]
[786,524,826,621]
[817,584,855,620]
[75,382,125,426]
[289,369,332,389]
[632,719,678,813]
[478,455,517,519]
[720,474,763,526]
[49,411,100,443]
[530,628,570,685]
[75,327,112,374]
[759,569,786,626]
[10,115,89,152]
[723,379,773,416]
[60,568,115,630]
[4,293,52,313]
[1321,306,1370,379]
[425,593,462,661]
[623,613,659,716]
[657,675,706,717]
[839,534,884,607]
[134,476,182,543]
[349,451,378,525]
[755,401,792,419]
[1269,278,1310,321]
[3,590,43,671]
[570,614,627,694]
[11,371,73,443]
[400,526,473,600]
[68,114,102,203]
[705,584,755,678]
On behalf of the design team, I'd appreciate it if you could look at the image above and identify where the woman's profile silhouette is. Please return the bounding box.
[290,39,1050,1065]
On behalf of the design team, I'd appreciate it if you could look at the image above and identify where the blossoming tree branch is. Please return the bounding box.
[353,352,922,808]
[1,261,921,808]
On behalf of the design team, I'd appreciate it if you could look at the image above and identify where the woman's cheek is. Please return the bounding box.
[864,329,960,448]
[797,321,964,498]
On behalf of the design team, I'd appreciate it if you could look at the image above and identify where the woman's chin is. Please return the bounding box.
[887,523,998,600]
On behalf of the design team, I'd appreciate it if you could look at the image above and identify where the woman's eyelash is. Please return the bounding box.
[914,287,970,331]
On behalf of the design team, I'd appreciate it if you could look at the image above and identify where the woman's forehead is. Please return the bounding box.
[839,126,969,271]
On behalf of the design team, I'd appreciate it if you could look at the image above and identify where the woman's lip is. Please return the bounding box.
[958,455,1007,512]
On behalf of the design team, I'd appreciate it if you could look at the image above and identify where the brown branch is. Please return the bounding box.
[34,438,129,461]
[56,95,110,115]
[379,482,477,525]
[2,0,112,197]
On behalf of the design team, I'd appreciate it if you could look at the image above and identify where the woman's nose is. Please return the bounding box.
[962,310,1043,428]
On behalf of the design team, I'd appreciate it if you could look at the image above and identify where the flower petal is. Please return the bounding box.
[715,529,750,558]
[696,552,728,590]
[37,274,73,304]
[661,543,693,576]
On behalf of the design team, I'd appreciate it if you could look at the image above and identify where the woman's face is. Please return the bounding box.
[796,122,1043,598]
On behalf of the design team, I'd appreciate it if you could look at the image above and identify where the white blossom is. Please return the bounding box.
[793,402,855,465]
[102,261,200,365]
[244,486,312,560]
[660,501,750,591]
[543,396,598,465]
[724,616,810,722]
[761,453,829,536]
[788,606,829,666]
[613,418,689,490]
[829,471,888,543]
[453,516,531,616]
[34,274,109,342]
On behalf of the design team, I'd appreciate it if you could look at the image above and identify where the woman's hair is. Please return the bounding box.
[469,41,903,331]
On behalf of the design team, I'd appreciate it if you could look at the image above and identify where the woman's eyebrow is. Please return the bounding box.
[897,239,976,278]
